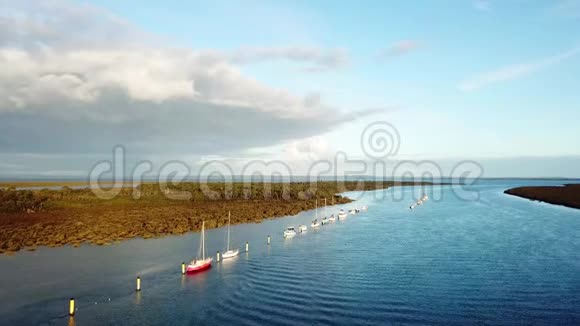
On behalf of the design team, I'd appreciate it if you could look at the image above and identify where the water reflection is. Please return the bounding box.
[134,292,141,305]
[180,275,186,289]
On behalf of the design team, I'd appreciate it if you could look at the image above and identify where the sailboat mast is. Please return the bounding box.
[227,211,231,251]
[201,221,205,260]
[324,198,327,216]
[316,199,318,219]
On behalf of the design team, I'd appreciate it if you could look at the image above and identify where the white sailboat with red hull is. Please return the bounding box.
[187,220,213,273]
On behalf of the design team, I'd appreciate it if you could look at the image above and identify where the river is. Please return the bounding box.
[0,179,579,325]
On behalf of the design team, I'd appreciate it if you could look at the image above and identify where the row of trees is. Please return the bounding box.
[0,180,431,213]
[0,189,48,213]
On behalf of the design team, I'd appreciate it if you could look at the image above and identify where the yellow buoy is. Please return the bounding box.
[136,277,141,291]
[181,262,186,274]
[69,298,75,316]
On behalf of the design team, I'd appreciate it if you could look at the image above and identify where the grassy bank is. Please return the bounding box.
[0,181,433,254]
[504,184,580,210]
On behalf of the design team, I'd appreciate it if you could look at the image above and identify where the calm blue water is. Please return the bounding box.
[1,180,579,325]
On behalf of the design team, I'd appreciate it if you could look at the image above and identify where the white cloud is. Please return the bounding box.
[377,40,422,60]
[0,0,369,164]
[227,46,348,72]
[458,46,580,91]
[285,136,332,160]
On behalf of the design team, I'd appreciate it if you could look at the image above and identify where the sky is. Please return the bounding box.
[0,0,579,178]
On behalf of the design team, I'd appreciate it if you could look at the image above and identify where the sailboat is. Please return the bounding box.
[321,198,329,224]
[187,220,213,273]
[311,199,321,228]
[221,211,239,259]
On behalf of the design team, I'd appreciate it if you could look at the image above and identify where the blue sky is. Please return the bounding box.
[0,0,579,177]
[86,0,580,157]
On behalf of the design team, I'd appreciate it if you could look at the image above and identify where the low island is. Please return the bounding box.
[0,180,435,254]
[504,183,580,210]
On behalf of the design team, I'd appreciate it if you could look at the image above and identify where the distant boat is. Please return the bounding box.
[311,199,321,227]
[409,204,416,210]
[284,226,297,238]
[221,211,239,260]
[187,220,213,273]
[360,205,368,211]
[299,224,308,233]
[338,209,347,219]
[323,198,331,223]
[328,214,336,222]
[349,209,357,214]
[417,200,423,206]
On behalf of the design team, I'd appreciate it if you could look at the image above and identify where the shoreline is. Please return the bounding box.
[504,184,580,210]
[0,181,438,255]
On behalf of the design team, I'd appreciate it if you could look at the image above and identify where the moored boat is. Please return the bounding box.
[311,199,321,227]
[284,226,297,238]
[299,224,308,233]
[222,211,239,260]
[338,209,347,219]
[329,214,336,222]
[187,220,213,273]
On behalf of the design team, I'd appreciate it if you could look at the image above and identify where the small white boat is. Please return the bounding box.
[422,194,429,201]
[222,211,239,260]
[417,200,423,206]
[322,198,331,223]
[299,224,307,233]
[338,210,347,219]
[222,249,239,259]
[349,209,357,214]
[328,214,336,222]
[311,199,321,228]
[409,204,416,210]
[360,205,368,211]
[284,226,297,238]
